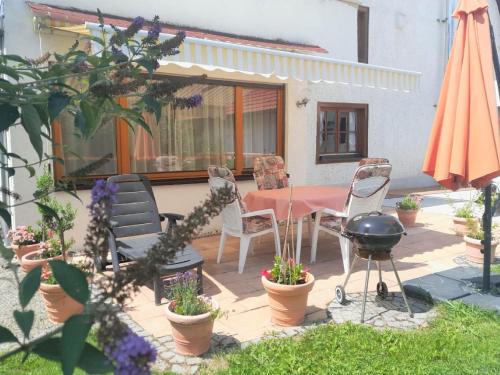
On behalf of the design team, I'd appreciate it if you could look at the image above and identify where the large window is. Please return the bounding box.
[53,79,284,182]
[316,103,368,164]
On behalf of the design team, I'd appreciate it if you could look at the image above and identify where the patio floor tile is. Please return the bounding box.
[122,209,471,342]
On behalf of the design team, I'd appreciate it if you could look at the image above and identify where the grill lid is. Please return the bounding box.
[345,211,405,236]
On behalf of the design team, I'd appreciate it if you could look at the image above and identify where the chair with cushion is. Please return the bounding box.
[106,174,204,305]
[208,167,281,273]
[310,161,392,272]
[253,155,289,190]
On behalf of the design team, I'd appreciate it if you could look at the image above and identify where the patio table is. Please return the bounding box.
[243,185,349,263]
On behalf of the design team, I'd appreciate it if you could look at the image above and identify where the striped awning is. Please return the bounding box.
[85,23,421,93]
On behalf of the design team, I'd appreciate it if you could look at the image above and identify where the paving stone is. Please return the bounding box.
[189,365,200,374]
[171,364,185,374]
[459,293,500,312]
[186,356,202,365]
[403,274,470,302]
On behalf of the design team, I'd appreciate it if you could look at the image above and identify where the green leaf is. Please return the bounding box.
[50,260,89,304]
[0,207,11,228]
[77,343,114,374]
[34,104,50,129]
[20,104,43,160]
[5,167,15,177]
[26,166,36,177]
[35,202,60,223]
[62,314,92,375]
[0,241,13,263]
[48,92,70,121]
[1,54,30,65]
[0,325,18,344]
[13,310,34,339]
[0,104,20,131]
[0,64,20,80]
[19,266,42,308]
[33,337,61,361]
[143,96,162,123]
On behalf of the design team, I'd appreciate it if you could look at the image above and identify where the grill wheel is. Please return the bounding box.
[376,281,388,299]
[335,285,347,305]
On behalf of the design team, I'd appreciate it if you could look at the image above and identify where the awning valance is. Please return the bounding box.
[85,23,421,93]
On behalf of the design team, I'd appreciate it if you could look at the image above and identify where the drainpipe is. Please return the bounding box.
[0,0,8,239]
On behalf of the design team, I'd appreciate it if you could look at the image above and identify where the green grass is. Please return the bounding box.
[206,302,500,375]
[491,264,500,274]
[0,332,107,375]
[2,303,498,374]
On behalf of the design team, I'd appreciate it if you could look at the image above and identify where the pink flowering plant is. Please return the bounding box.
[7,226,37,246]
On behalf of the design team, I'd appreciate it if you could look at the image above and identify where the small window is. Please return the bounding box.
[316,103,368,164]
[358,6,369,63]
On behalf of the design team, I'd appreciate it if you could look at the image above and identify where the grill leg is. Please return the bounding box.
[342,254,359,289]
[197,265,204,295]
[361,254,372,323]
[153,274,163,306]
[377,261,382,284]
[389,255,414,318]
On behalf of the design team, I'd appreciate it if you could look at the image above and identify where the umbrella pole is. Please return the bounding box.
[485,16,500,292]
[482,185,492,292]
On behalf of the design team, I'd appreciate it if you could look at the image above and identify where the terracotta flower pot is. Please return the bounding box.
[21,250,63,273]
[261,272,315,327]
[11,243,40,262]
[165,298,218,356]
[453,217,476,237]
[464,236,498,264]
[396,208,419,228]
[39,282,84,323]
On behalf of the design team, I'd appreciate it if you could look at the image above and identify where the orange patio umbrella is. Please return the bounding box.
[423,0,500,290]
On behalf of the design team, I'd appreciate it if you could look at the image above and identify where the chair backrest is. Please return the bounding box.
[344,163,392,221]
[358,158,389,166]
[208,177,243,234]
[253,155,289,190]
[107,174,162,238]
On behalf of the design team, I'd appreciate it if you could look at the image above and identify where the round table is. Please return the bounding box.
[243,185,349,262]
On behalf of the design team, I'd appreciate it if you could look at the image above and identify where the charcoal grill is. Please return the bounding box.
[335,211,414,323]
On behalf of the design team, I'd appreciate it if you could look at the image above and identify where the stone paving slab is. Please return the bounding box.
[327,292,436,329]
[458,294,500,313]
[403,273,471,302]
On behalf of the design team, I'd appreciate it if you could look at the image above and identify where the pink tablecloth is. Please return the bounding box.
[243,186,349,221]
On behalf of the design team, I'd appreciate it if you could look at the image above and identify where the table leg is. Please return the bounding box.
[296,217,303,263]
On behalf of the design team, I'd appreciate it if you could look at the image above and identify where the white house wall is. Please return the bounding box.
[5,0,500,246]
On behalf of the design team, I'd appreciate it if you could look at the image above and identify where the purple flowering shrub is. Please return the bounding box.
[104,329,157,375]
[170,271,212,316]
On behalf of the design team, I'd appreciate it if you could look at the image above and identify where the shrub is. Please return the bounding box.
[396,194,422,210]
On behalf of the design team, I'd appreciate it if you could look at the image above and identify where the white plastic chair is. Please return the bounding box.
[310,162,392,273]
[209,176,281,273]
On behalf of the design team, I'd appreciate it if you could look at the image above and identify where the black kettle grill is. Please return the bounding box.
[335,211,414,322]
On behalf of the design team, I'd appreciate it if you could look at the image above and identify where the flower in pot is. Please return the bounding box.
[165,271,221,356]
[464,218,498,264]
[21,237,67,273]
[261,256,314,326]
[453,202,476,236]
[7,225,43,261]
[261,186,314,327]
[38,264,85,323]
[395,194,422,228]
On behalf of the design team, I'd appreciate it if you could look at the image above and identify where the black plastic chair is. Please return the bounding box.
[106,174,204,305]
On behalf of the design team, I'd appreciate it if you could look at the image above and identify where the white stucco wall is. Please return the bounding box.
[6,0,500,246]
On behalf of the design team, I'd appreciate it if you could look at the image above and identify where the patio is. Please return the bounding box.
[122,191,470,344]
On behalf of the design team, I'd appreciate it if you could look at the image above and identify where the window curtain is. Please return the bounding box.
[130,84,235,173]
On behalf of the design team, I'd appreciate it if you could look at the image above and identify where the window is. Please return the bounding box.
[316,103,368,164]
[53,78,284,182]
[357,6,369,63]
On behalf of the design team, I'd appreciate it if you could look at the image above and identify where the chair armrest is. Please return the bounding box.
[322,208,348,218]
[241,209,276,219]
[159,213,184,222]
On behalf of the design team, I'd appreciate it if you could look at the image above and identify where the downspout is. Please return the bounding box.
[0,0,8,238]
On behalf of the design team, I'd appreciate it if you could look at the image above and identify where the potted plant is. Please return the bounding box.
[464,218,498,263]
[38,262,87,323]
[261,186,315,327]
[395,194,422,228]
[165,271,221,356]
[7,225,43,261]
[453,202,476,236]
[21,237,66,273]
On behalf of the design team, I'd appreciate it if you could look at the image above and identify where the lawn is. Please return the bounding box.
[206,302,500,375]
[1,302,498,374]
